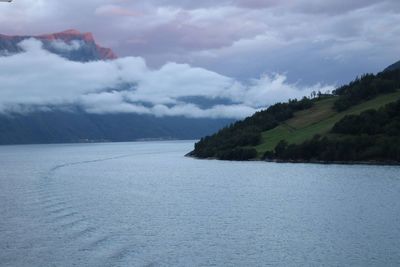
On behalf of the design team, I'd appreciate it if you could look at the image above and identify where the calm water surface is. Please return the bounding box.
[0,141,400,266]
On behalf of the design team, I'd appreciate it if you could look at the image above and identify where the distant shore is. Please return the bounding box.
[187,152,400,166]
[263,159,400,166]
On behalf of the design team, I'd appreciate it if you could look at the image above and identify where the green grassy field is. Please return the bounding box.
[255,90,400,156]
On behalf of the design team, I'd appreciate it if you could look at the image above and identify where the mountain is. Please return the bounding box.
[0,110,231,145]
[0,29,117,61]
[0,30,232,145]
[384,60,400,72]
[189,62,400,163]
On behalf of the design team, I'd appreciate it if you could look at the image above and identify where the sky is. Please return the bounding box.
[0,0,399,118]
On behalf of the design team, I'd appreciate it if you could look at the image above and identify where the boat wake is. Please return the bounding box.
[29,153,141,265]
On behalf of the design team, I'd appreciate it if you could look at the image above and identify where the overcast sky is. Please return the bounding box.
[1,0,399,84]
[0,0,399,118]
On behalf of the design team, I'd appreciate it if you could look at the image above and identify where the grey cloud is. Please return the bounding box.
[49,40,83,51]
[112,0,393,12]
[0,0,399,87]
[290,0,393,15]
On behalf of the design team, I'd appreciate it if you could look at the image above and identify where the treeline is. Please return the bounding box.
[265,99,400,163]
[333,92,400,137]
[191,97,314,160]
[266,135,400,162]
[333,69,400,111]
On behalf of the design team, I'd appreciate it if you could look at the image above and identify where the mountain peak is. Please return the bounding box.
[36,30,96,45]
[59,29,81,35]
[384,60,400,72]
[0,29,117,60]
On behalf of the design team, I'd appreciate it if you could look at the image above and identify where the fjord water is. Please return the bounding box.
[1,141,400,266]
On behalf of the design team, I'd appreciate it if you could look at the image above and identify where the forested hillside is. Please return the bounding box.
[190,64,400,163]
[268,99,400,163]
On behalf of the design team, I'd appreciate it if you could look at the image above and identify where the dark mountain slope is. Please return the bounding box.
[384,60,400,72]
[0,111,231,145]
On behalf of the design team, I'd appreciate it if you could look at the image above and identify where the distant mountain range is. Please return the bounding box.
[0,30,232,145]
[0,111,231,145]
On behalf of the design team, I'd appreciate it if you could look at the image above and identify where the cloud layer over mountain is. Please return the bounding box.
[0,39,333,118]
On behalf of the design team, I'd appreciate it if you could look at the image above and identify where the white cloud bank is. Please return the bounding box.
[0,39,334,119]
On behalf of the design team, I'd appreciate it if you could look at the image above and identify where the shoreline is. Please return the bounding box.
[263,159,400,166]
[0,139,197,147]
[186,153,400,166]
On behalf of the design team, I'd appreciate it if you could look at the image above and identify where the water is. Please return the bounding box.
[0,141,400,266]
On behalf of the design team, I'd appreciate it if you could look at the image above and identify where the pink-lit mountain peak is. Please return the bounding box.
[0,29,117,60]
[36,29,95,43]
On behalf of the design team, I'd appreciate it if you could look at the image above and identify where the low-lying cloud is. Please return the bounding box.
[49,40,83,52]
[0,39,334,119]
